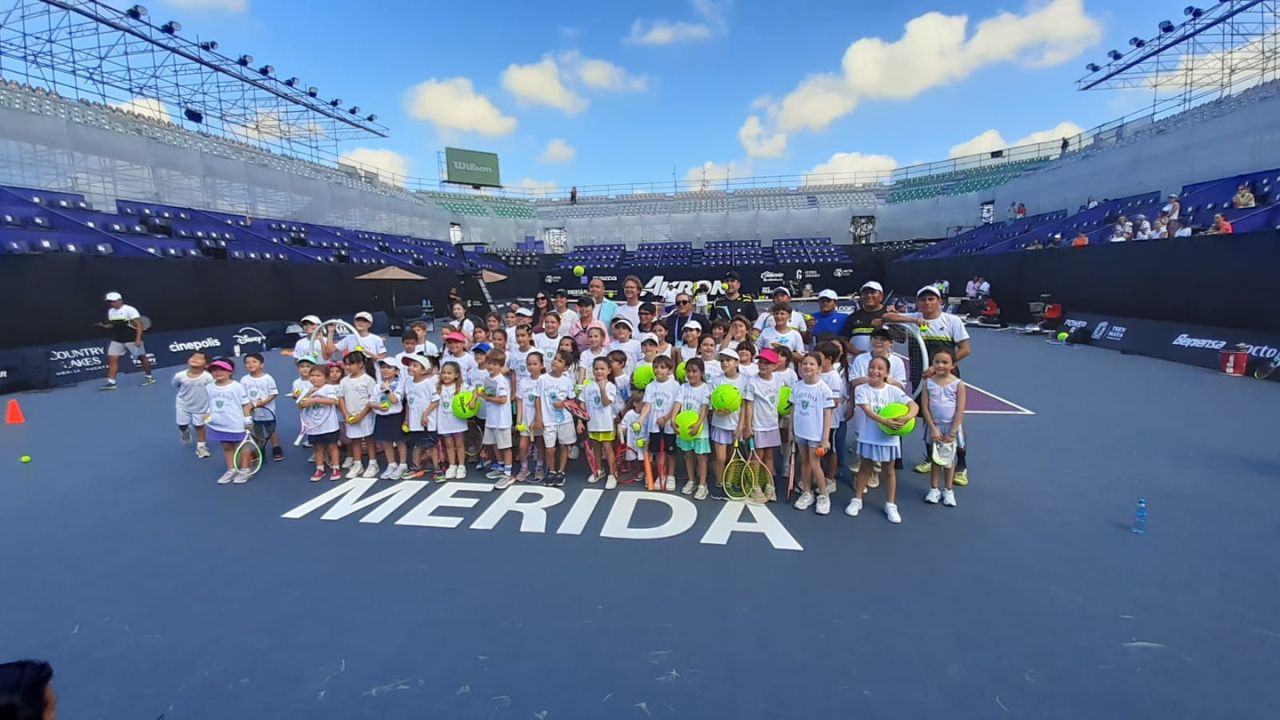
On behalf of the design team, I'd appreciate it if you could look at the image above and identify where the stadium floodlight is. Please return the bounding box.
[1129,36,1146,48]
[183,108,204,124]
[329,98,342,107]
[1086,62,1102,72]
[1183,5,1203,17]
[347,106,360,115]
[1159,20,1176,33]
[307,86,319,97]
[199,40,218,51]
[237,54,253,67]
[160,21,181,34]
[1107,49,1123,60]
[126,5,147,20]
[258,65,274,76]
[284,77,299,87]
[365,114,377,122]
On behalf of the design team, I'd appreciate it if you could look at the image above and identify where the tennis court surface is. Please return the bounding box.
[2,329,1277,719]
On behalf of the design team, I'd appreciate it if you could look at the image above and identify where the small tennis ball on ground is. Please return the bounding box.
[1056,331,1069,342]
[573,265,585,277]
[20,455,31,464]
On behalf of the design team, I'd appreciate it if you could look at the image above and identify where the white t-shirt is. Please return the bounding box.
[677,382,711,439]
[615,303,642,330]
[240,373,278,422]
[854,383,912,446]
[372,375,404,417]
[479,373,512,429]
[612,372,632,416]
[789,379,835,443]
[925,377,962,427]
[776,367,799,387]
[581,381,618,433]
[643,378,680,434]
[849,353,907,387]
[556,309,580,335]
[290,377,310,401]
[435,383,472,435]
[701,358,723,381]
[709,373,747,431]
[172,370,212,413]
[753,310,805,333]
[579,346,612,380]
[977,282,990,296]
[517,376,541,427]
[206,380,250,434]
[298,384,341,435]
[759,326,804,352]
[740,364,759,379]
[394,351,428,395]
[678,344,699,362]
[538,373,577,427]
[337,332,387,359]
[820,368,848,423]
[747,373,784,432]
[533,332,560,357]
[613,338,642,369]
[441,351,479,383]
[507,346,538,386]
[293,337,324,361]
[446,318,475,340]
[339,374,378,418]
[107,304,140,324]
[903,312,972,352]
[404,377,437,432]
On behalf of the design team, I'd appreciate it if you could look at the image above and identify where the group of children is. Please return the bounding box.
[171,287,970,524]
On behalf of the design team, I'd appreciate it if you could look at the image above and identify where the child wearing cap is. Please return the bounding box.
[336,312,387,359]
[371,358,406,480]
[442,331,479,382]
[678,321,702,362]
[294,316,325,360]
[610,318,642,370]
[469,343,493,387]
[173,350,213,459]
[744,348,784,501]
[241,353,283,462]
[338,351,380,479]
[205,358,255,485]
[673,357,711,499]
[399,353,439,480]
[709,348,748,496]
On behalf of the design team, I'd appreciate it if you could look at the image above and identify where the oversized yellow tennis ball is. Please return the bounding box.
[20,455,31,464]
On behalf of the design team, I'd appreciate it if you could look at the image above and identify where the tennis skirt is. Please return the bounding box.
[710,427,735,445]
[207,428,245,444]
[676,436,711,454]
[308,430,340,445]
[857,442,901,462]
[372,414,405,442]
[751,428,782,449]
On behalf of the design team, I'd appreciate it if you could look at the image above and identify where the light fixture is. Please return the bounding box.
[307,86,319,97]
[126,5,147,20]
[347,106,360,115]
[160,21,181,34]
[1129,36,1146,48]
[183,108,204,124]
[257,65,274,76]
[1086,62,1101,72]
[1159,20,1175,33]
[237,54,253,67]
[365,114,378,122]
[1107,49,1123,60]
[284,77,299,87]
[329,98,342,107]
[199,40,218,51]
[1183,5,1203,17]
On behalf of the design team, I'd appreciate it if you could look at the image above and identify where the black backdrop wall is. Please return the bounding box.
[883,230,1280,333]
[2,256,468,349]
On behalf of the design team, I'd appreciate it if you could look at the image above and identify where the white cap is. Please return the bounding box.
[400,353,431,368]
[515,307,534,317]
[104,291,122,301]
[683,320,702,332]
[718,347,738,360]
[300,314,321,325]
[860,281,883,293]
[916,285,942,297]
[376,357,401,369]
[611,316,634,329]
[818,289,839,301]
[354,311,373,322]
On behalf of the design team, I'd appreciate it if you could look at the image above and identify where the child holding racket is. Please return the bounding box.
[205,358,254,485]
[744,348,784,501]
[399,353,438,480]
[173,350,213,459]
[789,354,835,514]
[514,350,546,483]
[849,355,918,524]
[709,348,748,495]
[581,357,620,489]
[608,350,631,415]
[297,364,342,481]
[241,353,283,462]
[335,311,387,359]
[477,350,514,487]
[533,350,577,487]
[637,355,679,491]
[435,361,471,480]
[674,357,711,499]
[371,358,406,480]
[618,389,646,463]
[921,349,965,507]
[814,341,850,493]
[338,351,379,479]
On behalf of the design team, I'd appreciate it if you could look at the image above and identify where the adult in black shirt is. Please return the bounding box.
[664,291,710,340]
[712,271,758,324]
[840,280,890,355]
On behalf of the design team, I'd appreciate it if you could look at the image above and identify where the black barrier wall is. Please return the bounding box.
[883,230,1280,332]
[1,256,461,349]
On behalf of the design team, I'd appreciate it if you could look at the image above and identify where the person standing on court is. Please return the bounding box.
[713,271,758,326]
[882,285,973,485]
[664,291,710,341]
[840,281,891,356]
[97,291,154,390]
[614,275,645,330]
[808,289,848,339]
[588,277,618,326]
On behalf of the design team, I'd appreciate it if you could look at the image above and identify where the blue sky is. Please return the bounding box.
[159,0,1174,191]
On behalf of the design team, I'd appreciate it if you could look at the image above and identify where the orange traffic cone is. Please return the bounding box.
[5,399,25,425]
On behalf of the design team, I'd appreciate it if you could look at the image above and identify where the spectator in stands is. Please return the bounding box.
[588,276,618,325]
[1152,216,1170,239]
[1163,194,1182,235]
[840,281,889,355]
[664,291,710,341]
[1204,213,1234,235]
[1007,202,1017,222]
[614,275,645,330]
[1134,214,1152,240]
[1046,233,1063,248]
[714,271,759,325]
[809,289,848,338]
[448,287,463,308]
[531,292,550,332]
[553,290,579,336]
[1233,183,1256,209]
[1174,223,1194,238]
[965,277,980,298]
[1024,238,1044,250]
[1016,203,1026,219]
[0,659,56,719]
[1070,231,1090,248]
[570,186,578,204]
[1060,136,1070,154]
[1087,197,1099,209]
[977,277,991,298]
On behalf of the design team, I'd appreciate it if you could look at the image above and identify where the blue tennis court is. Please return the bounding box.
[2,328,1277,719]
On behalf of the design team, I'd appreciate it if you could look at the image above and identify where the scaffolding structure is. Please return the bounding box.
[1077,0,1279,107]
[0,0,386,163]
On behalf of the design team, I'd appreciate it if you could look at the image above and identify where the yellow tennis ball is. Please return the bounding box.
[355,345,365,353]
[631,422,642,431]
[346,415,357,424]
[517,423,527,432]
[401,424,410,433]
[636,439,646,449]
[20,455,31,464]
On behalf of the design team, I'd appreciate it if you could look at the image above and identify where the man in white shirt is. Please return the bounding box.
[97,291,155,390]
[588,276,618,326]
[614,275,644,330]
[977,278,991,298]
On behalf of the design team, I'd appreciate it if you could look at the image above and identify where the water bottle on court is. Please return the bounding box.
[1132,498,1147,534]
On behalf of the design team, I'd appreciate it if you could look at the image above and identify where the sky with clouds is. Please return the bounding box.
[155,0,1180,191]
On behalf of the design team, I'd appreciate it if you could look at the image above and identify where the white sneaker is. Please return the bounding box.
[681,480,695,495]
[925,487,942,504]
[694,484,709,500]
[494,474,515,490]
[455,465,467,480]
[346,461,364,479]
[441,465,455,479]
[342,456,354,469]
[586,473,599,484]
[568,444,580,459]
[180,428,191,444]
[844,497,863,517]
[664,476,676,492]
[232,469,251,484]
[793,491,815,511]
[815,494,831,515]
[826,479,837,495]
[195,444,211,459]
[885,502,902,524]
[765,482,777,502]
[487,468,508,480]
[216,469,237,484]
[605,475,617,490]
[942,489,957,507]
[362,462,380,479]
[380,464,399,480]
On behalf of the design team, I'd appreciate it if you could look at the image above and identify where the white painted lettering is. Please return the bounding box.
[470,486,566,533]
[396,482,493,528]
[700,502,804,551]
[556,488,604,536]
[599,492,697,541]
[280,479,428,522]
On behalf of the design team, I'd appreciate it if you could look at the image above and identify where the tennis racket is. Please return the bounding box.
[890,321,932,400]
[250,405,276,449]
[745,438,774,505]
[137,315,153,331]
[294,387,322,446]
[234,434,264,479]
[643,427,655,491]
[786,437,797,501]
[721,439,749,500]
[1255,355,1279,380]
[657,420,668,491]
[583,425,601,479]
[613,444,643,484]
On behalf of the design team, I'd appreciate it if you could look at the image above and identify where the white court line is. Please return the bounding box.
[892,351,1036,416]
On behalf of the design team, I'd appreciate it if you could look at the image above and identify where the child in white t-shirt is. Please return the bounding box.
[582,357,620,488]
[673,357,711,499]
[760,303,804,353]
[744,348,785,501]
[371,358,406,480]
[477,350,514,486]
[849,355,919,525]
[637,355,680,491]
[172,351,213,459]
[814,340,850,494]
[204,358,254,485]
[578,326,612,384]
[618,392,647,462]
[297,363,342,481]
[709,349,748,496]
[610,318,643,370]
[515,351,546,482]
[338,351,379,479]
[435,360,473,480]
[399,354,439,481]
[535,350,578,487]
[789,354,835,515]
[241,353,283,462]
[921,349,966,508]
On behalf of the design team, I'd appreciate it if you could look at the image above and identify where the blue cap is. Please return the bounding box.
[471,342,492,353]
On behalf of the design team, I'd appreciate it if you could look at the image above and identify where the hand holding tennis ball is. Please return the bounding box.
[401,423,410,433]
[346,414,358,424]
[631,422,642,431]
[517,423,527,432]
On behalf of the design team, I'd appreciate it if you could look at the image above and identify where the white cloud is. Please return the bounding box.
[538,138,576,164]
[1147,29,1280,93]
[226,110,324,142]
[804,152,898,184]
[112,97,170,123]
[403,77,517,137]
[683,160,748,189]
[514,178,558,196]
[629,0,726,46]
[742,0,1101,154]
[572,55,649,92]
[948,120,1084,158]
[161,0,248,11]
[338,148,409,187]
[501,57,589,115]
[738,116,787,158]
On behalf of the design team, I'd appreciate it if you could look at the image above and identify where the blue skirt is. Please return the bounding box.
[857,442,900,462]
